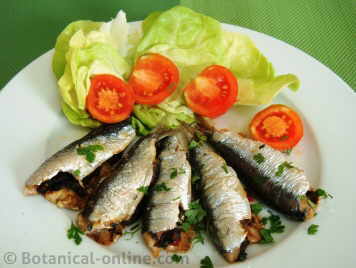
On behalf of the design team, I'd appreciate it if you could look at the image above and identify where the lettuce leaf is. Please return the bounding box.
[220,31,299,105]
[54,12,130,128]
[52,20,102,80]
[134,6,299,124]
[61,101,100,128]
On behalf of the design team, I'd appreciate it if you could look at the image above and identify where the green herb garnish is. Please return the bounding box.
[154,183,171,192]
[315,188,333,199]
[137,186,149,194]
[253,153,265,164]
[200,256,214,268]
[188,140,199,149]
[171,254,183,263]
[251,203,263,215]
[196,132,207,142]
[259,229,274,244]
[188,132,207,150]
[185,200,207,225]
[73,169,81,176]
[182,200,207,244]
[192,229,205,244]
[123,223,141,240]
[170,167,185,179]
[221,163,228,173]
[131,117,151,136]
[267,214,285,233]
[275,161,294,177]
[67,223,84,245]
[307,199,317,209]
[307,224,319,235]
[77,144,104,163]
[259,212,285,244]
[172,196,181,201]
[181,222,191,232]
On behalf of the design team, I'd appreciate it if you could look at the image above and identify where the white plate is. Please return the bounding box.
[0,22,355,268]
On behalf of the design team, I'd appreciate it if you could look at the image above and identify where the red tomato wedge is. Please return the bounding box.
[86,74,134,124]
[249,104,304,150]
[129,53,179,105]
[183,65,238,118]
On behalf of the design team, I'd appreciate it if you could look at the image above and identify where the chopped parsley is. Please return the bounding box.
[154,183,171,192]
[123,223,141,240]
[267,214,285,233]
[315,188,333,199]
[259,212,285,244]
[137,186,149,194]
[77,144,104,163]
[188,140,199,149]
[73,169,81,176]
[185,200,207,225]
[221,163,228,173]
[172,196,180,201]
[192,227,205,244]
[170,167,185,179]
[131,117,151,136]
[307,199,317,209]
[188,132,207,150]
[200,256,214,268]
[259,229,274,244]
[67,223,84,245]
[182,200,207,244]
[196,132,207,142]
[307,224,319,235]
[171,254,183,263]
[181,222,191,232]
[253,153,265,164]
[275,161,294,177]
[251,203,263,215]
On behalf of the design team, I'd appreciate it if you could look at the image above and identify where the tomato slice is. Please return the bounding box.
[249,104,304,150]
[129,53,179,105]
[86,74,134,124]
[183,65,238,118]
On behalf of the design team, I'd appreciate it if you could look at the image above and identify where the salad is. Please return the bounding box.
[52,6,299,133]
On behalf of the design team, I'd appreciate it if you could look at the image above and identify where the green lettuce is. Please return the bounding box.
[52,6,300,130]
[53,12,130,128]
[220,31,299,105]
[52,20,102,80]
[132,6,299,127]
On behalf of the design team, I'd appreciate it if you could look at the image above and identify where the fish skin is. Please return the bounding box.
[208,129,314,221]
[145,131,192,234]
[191,143,251,261]
[24,119,136,195]
[78,135,157,242]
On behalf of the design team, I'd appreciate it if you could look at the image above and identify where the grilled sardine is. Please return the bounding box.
[143,131,194,257]
[24,120,136,210]
[207,129,318,221]
[77,135,157,245]
[190,143,252,263]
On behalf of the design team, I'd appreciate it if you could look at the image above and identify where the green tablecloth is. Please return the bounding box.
[1,0,355,90]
